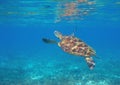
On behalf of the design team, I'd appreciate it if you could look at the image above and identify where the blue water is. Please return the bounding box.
[0,0,120,85]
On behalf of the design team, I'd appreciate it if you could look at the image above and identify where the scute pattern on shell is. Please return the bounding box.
[59,36,95,57]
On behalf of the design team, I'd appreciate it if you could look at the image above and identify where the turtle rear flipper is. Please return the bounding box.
[42,38,57,44]
[85,57,95,70]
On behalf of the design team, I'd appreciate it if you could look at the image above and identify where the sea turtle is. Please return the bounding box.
[42,31,96,69]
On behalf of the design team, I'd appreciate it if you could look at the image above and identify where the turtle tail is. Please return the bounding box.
[42,38,57,44]
[85,57,95,70]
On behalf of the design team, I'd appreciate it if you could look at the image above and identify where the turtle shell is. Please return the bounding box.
[58,36,95,57]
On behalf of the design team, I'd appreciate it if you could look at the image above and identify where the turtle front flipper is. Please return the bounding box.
[42,38,57,44]
[85,57,95,70]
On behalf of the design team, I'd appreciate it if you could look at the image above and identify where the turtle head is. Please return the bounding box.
[54,31,63,40]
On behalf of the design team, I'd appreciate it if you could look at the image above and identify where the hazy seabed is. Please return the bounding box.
[0,50,119,85]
